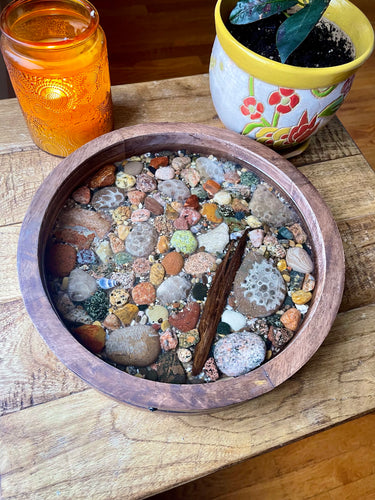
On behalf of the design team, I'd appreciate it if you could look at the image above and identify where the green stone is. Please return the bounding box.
[217,321,231,335]
[83,289,109,321]
[278,227,294,240]
[114,252,133,266]
[240,171,260,186]
[170,230,197,254]
[191,185,207,200]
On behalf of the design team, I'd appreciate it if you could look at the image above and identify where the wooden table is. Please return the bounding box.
[1,74,375,499]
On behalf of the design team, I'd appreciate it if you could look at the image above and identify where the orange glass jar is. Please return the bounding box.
[0,0,113,156]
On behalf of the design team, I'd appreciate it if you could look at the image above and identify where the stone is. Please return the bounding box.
[231,198,249,213]
[46,243,77,278]
[249,184,299,227]
[224,170,240,183]
[197,222,229,254]
[303,273,316,292]
[67,268,97,302]
[150,263,165,286]
[74,324,106,354]
[184,194,200,210]
[156,351,186,383]
[103,313,121,330]
[77,249,96,265]
[72,186,91,204]
[268,326,294,348]
[280,308,301,331]
[156,235,170,254]
[55,292,93,323]
[233,252,286,317]
[83,289,109,321]
[115,172,136,189]
[110,271,135,289]
[178,329,200,348]
[213,331,266,377]
[58,207,112,238]
[291,290,312,305]
[91,186,126,210]
[88,164,116,189]
[203,357,220,381]
[171,155,191,171]
[132,282,156,305]
[159,329,178,351]
[112,206,132,224]
[109,288,130,308]
[109,233,125,254]
[132,257,150,275]
[114,251,133,266]
[146,305,169,324]
[173,216,189,230]
[288,223,307,244]
[221,309,247,331]
[114,304,139,325]
[150,156,169,168]
[125,223,158,257]
[286,247,314,273]
[217,322,231,335]
[155,166,175,180]
[158,179,190,201]
[178,207,201,227]
[240,170,260,186]
[136,173,157,193]
[161,251,184,275]
[177,348,192,363]
[105,325,160,366]
[245,215,262,229]
[170,230,197,254]
[123,160,144,176]
[203,179,221,196]
[213,190,231,205]
[144,196,164,215]
[95,240,113,264]
[127,190,146,205]
[156,276,191,305]
[131,208,151,222]
[181,168,200,187]
[195,156,224,184]
[184,252,216,276]
[201,203,223,223]
[117,225,131,241]
[191,282,208,301]
[249,228,264,248]
[278,226,294,240]
[169,302,200,332]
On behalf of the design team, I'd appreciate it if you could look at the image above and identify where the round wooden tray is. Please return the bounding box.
[17,123,345,412]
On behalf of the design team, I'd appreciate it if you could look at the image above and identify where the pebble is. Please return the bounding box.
[213,190,231,205]
[162,251,184,275]
[88,164,116,189]
[179,207,201,227]
[127,190,146,204]
[156,276,191,305]
[249,184,299,227]
[150,156,168,168]
[132,257,151,275]
[131,282,156,305]
[233,252,286,317]
[278,226,294,240]
[184,194,200,210]
[169,302,200,332]
[268,326,294,348]
[177,348,192,363]
[103,313,121,330]
[245,215,262,228]
[115,172,136,189]
[203,357,220,381]
[95,240,113,264]
[221,309,247,331]
[195,156,224,183]
[181,168,200,187]
[55,293,93,323]
[191,282,208,301]
[91,186,126,210]
[197,223,229,254]
[170,230,197,254]
[117,225,130,241]
[77,249,96,265]
[224,170,240,183]
[156,235,170,254]
[110,271,135,290]
[203,179,221,196]
[303,273,315,292]
[105,325,160,366]
[213,332,266,377]
[46,243,77,277]
[131,208,151,222]
[159,329,178,351]
[74,324,106,354]
[249,228,264,248]
[67,268,97,302]
[172,156,191,171]
[136,173,157,193]
[72,186,91,204]
[156,351,186,383]
[123,160,144,175]
[144,196,164,215]
[114,303,139,325]
[149,263,165,286]
[155,166,175,180]
[288,223,307,244]
[240,170,260,186]
[125,223,158,257]
[184,252,216,276]
[146,305,169,323]
[58,207,112,238]
[112,206,132,224]
[158,179,190,201]
[291,290,312,305]
[109,288,130,308]
[178,329,200,348]
[109,233,125,254]
[231,198,249,213]
[114,251,133,266]
[286,247,314,273]
[280,308,301,331]
[201,203,223,223]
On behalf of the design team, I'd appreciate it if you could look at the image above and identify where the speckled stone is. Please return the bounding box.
[213,331,266,377]
[233,252,286,317]
[178,329,200,348]
[169,302,200,332]
[109,288,130,308]
[150,262,165,286]
[249,184,298,227]
[131,282,156,305]
[132,257,151,275]
[112,206,132,225]
[156,276,191,305]
[146,305,169,323]
[131,208,151,222]
[184,252,216,276]
[161,251,184,275]
[159,329,178,351]
[114,304,139,325]
[125,223,158,257]
[109,233,125,254]
[177,348,192,363]
[105,325,160,366]
[203,357,220,381]
[280,308,301,331]
[115,172,136,189]
[127,190,146,205]
[268,325,294,347]
[170,230,197,254]
[136,173,157,193]
[91,186,126,210]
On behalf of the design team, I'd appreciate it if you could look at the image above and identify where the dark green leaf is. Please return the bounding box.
[230,0,297,25]
[276,0,331,63]
[318,95,344,117]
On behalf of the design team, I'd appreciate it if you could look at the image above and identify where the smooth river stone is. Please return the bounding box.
[249,184,299,227]
[91,186,126,210]
[158,179,190,201]
[197,222,229,254]
[233,252,286,317]
[105,325,160,366]
[125,223,158,257]
[213,331,266,377]
[195,156,224,184]
[67,268,97,302]
[156,276,191,305]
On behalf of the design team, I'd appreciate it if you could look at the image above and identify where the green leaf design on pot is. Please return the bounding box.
[242,122,264,135]
[311,85,337,98]
[318,95,344,117]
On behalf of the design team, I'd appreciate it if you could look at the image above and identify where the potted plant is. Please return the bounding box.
[209,0,374,154]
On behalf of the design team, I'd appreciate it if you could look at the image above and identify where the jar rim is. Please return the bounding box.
[0,0,99,49]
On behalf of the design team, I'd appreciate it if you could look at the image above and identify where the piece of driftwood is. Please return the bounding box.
[192,229,249,375]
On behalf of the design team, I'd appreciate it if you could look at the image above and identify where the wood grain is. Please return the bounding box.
[1,304,374,499]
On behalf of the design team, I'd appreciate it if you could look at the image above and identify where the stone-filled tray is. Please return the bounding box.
[17,123,345,412]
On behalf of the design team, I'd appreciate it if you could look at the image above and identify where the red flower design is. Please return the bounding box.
[287,110,319,144]
[240,96,264,120]
[269,88,300,114]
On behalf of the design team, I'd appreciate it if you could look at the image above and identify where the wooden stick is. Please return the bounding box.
[192,229,250,375]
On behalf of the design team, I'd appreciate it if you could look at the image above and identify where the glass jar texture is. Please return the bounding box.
[0,0,113,156]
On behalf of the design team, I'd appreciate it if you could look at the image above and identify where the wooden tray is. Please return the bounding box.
[17,123,345,412]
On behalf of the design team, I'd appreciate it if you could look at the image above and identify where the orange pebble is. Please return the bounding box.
[161,251,184,275]
[280,308,301,331]
[88,164,116,189]
[157,235,170,254]
[203,179,221,196]
[184,194,200,210]
[201,202,223,223]
[74,324,106,353]
[150,156,168,168]
[132,282,156,305]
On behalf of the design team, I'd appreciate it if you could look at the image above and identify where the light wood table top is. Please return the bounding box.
[1,74,375,499]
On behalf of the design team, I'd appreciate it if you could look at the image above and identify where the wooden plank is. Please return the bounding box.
[0,299,88,416]
[0,225,21,303]
[1,304,375,498]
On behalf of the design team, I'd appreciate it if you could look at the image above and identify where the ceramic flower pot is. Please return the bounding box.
[209,0,374,154]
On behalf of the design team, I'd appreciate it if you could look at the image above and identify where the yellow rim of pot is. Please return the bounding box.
[215,0,374,89]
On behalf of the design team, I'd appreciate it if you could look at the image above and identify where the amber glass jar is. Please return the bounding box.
[0,0,113,156]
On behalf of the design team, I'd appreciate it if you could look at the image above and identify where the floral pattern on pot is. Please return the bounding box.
[209,37,355,149]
